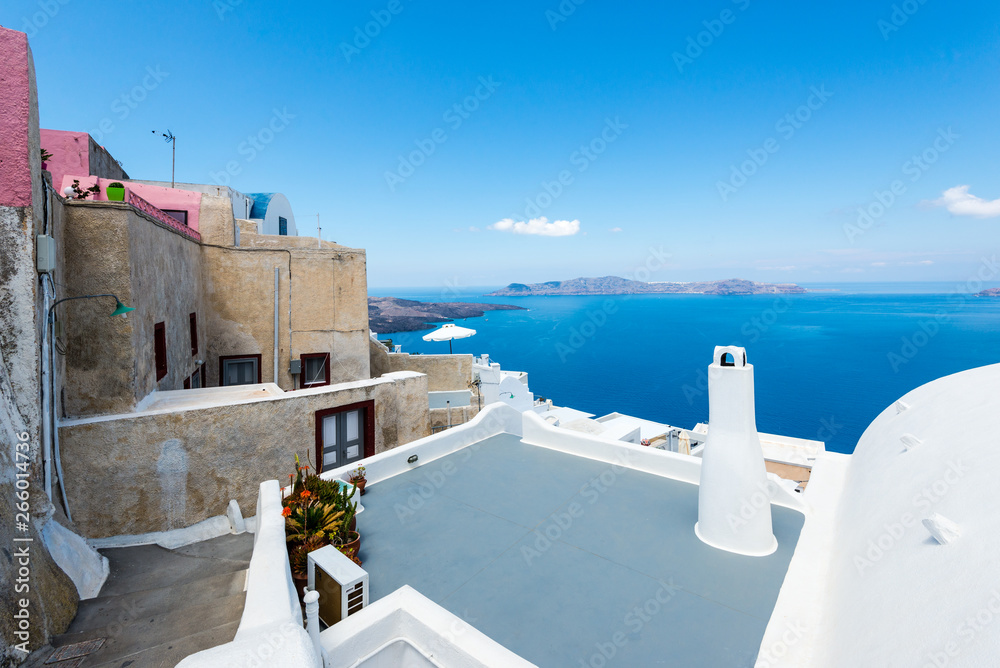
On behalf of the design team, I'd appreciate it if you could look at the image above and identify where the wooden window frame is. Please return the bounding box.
[300,353,331,388]
[219,354,263,386]
[189,312,198,355]
[314,400,375,474]
[154,321,167,381]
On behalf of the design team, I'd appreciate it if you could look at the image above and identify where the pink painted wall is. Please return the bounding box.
[40,129,91,195]
[0,28,33,207]
[60,175,203,232]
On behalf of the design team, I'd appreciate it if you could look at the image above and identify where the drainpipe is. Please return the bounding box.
[274,268,280,385]
[40,277,54,500]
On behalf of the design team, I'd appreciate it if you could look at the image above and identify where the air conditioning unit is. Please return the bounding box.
[308,545,368,627]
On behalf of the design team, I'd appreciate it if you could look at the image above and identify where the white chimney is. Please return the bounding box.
[695,346,777,557]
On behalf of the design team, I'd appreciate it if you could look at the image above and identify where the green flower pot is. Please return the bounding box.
[107,187,125,202]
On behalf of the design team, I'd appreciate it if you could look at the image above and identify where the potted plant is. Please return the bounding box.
[347,465,367,495]
[69,179,100,200]
[106,182,126,202]
[41,148,52,171]
[282,485,345,603]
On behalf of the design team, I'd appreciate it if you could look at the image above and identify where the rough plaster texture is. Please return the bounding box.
[386,352,473,392]
[58,373,429,538]
[60,202,205,417]
[0,28,79,663]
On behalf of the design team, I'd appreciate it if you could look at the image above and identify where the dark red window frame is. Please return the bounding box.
[300,353,331,388]
[154,322,167,381]
[314,400,375,474]
[189,312,198,355]
[219,354,263,386]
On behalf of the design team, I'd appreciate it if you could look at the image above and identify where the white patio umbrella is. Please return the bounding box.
[422,323,476,354]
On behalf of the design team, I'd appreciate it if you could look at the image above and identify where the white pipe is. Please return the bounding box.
[49,305,71,522]
[274,268,280,385]
[40,277,53,499]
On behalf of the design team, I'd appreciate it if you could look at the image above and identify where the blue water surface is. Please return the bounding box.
[371,283,1000,454]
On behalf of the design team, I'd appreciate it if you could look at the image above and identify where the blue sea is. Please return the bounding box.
[371,283,1000,454]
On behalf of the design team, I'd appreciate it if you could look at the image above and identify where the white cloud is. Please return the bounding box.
[609,227,623,233]
[758,265,796,271]
[900,260,934,266]
[488,217,581,237]
[469,226,480,232]
[930,185,1000,218]
[870,262,887,267]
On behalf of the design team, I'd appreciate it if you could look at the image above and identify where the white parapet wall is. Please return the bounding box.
[177,480,320,668]
[522,410,806,513]
[320,402,524,488]
[321,585,537,667]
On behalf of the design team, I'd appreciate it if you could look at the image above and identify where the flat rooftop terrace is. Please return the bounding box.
[357,434,804,667]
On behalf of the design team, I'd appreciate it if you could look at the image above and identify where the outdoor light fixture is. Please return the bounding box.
[109,298,136,318]
[63,186,74,197]
[407,455,418,464]
[46,293,135,522]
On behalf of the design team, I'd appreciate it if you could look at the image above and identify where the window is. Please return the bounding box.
[279,216,288,236]
[189,313,198,355]
[154,322,167,381]
[162,209,188,226]
[220,355,261,386]
[301,353,330,388]
[183,377,191,390]
[315,401,374,473]
[191,368,201,389]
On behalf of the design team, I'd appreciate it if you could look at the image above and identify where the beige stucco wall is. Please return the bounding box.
[385,352,474,392]
[60,202,204,418]
[58,373,429,537]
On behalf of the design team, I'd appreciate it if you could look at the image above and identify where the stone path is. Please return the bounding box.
[24,532,253,667]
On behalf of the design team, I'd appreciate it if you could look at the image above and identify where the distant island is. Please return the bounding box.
[369,297,525,333]
[976,288,1000,297]
[487,276,807,297]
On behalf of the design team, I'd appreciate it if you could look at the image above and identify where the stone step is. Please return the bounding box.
[98,536,252,598]
[65,569,248,636]
[89,620,240,668]
[49,590,247,666]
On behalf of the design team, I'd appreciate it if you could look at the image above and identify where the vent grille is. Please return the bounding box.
[347,581,364,615]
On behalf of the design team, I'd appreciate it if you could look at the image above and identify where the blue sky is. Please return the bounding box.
[5,0,1000,288]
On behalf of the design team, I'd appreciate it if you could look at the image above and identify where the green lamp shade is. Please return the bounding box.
[109,300,136,317]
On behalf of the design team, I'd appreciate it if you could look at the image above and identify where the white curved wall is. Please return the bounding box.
[258,193,297,236]
[814,363,1000,667]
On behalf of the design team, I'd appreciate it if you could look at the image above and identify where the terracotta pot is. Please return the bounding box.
[338,531,361,559]
[350,477,367,495]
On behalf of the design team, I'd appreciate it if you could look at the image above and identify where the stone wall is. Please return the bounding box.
[386,352,474,392]
[59,202,204,417]
[58,373,429,538]
[0,26,78,664]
